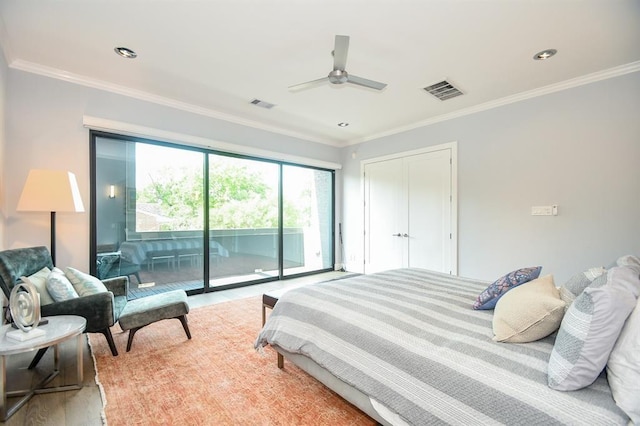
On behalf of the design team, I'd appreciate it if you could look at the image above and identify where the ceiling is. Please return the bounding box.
[1,1,639,147]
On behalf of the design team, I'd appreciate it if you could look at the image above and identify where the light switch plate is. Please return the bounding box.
[532,206,554,216]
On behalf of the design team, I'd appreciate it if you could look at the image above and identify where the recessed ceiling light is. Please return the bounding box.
[337,122,349,127]
[533,49,557,61]
[114,47,137,59]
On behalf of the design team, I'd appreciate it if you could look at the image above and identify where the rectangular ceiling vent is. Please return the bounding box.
[423,80,463,101]
[250,98,276,109]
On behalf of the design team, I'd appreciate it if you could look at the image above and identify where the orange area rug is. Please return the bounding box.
[88,296,374,425]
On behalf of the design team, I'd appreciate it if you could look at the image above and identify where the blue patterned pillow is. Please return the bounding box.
[46,267,79,302]
[65,267,108,297]
[473,266,542,310]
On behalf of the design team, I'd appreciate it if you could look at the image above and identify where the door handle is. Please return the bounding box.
[392,233,402,237]
[403,233,409,238]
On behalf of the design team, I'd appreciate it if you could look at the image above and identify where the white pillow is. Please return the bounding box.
[608,254,640,269]
[20,266,54,305]
[493,275,565,343]
[607,296,640,423]
[548,265,640,391]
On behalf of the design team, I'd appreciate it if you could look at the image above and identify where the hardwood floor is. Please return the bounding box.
[2,337,103,426]
[0,271,347,425]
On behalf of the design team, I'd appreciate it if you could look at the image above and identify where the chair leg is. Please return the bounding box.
[100,328,119,356]
[126,328,139,352]
[126,315,191,352]
[28,347,49,369]
[133,271,141,284]
[178,315,192,340]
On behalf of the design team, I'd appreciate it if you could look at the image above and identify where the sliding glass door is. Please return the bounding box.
[208,155,279,286]
[91,132,334,297]
[94,139,206,297]
[282,165,334,276]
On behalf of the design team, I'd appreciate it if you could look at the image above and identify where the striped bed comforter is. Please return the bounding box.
[255,268,627,425]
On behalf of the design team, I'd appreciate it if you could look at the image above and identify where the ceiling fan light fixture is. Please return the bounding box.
[114,46,137,59]
[288,35,387,91]
[533,49,557,61]
[328,70,349,84]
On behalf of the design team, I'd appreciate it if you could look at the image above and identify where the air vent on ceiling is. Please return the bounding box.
[423,80,463,101]
[250,98,276,109]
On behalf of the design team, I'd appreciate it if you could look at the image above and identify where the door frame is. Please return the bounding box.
[361,141,458,275]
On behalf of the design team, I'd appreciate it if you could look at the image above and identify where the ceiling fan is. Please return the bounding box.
[289,35,387,92]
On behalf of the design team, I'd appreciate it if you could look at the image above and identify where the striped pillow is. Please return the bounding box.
[65,267,108,297]
[548,265,640,391]
[559,266,606,307]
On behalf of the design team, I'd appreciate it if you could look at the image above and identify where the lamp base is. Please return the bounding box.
[6,327,46,341]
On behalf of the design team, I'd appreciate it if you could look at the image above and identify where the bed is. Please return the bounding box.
[255,268,629,425]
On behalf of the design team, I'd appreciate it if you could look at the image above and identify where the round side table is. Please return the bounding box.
[0,315,86,421]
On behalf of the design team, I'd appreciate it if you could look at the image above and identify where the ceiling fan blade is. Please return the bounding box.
[333,35,349,71]
[288,77,329,91]
[347,75,387,91]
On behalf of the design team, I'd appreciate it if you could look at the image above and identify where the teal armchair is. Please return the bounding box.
[0,246,128,359]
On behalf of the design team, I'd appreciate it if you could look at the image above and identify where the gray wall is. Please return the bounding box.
[2,63,639,283]
[3,69,341,270]
[340,72,640,283]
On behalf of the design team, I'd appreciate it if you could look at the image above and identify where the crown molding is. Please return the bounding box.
[9,57,639,149]
[9,59,341,147]
[347,61,640,146]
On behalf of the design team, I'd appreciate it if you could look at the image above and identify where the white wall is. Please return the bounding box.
[4,69,341,270]
[0,48,7,251]
[0,49,6,311]
[340,72,640,284]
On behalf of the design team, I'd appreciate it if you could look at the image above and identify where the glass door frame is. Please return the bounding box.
[89,130,335,295]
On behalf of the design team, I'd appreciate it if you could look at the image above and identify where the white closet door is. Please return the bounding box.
[405,150,452,272]
[364,148,453,274]
[364,158,404,274]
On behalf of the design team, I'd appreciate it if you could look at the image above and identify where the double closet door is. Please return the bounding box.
[364,146,455,275]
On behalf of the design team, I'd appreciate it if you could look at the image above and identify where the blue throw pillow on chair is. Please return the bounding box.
[46,267,80,302]
[65,267,108,297]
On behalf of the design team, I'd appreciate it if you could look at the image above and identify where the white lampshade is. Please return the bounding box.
[17,170,85,213]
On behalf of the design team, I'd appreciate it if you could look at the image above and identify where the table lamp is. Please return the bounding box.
[17,169,85,265]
